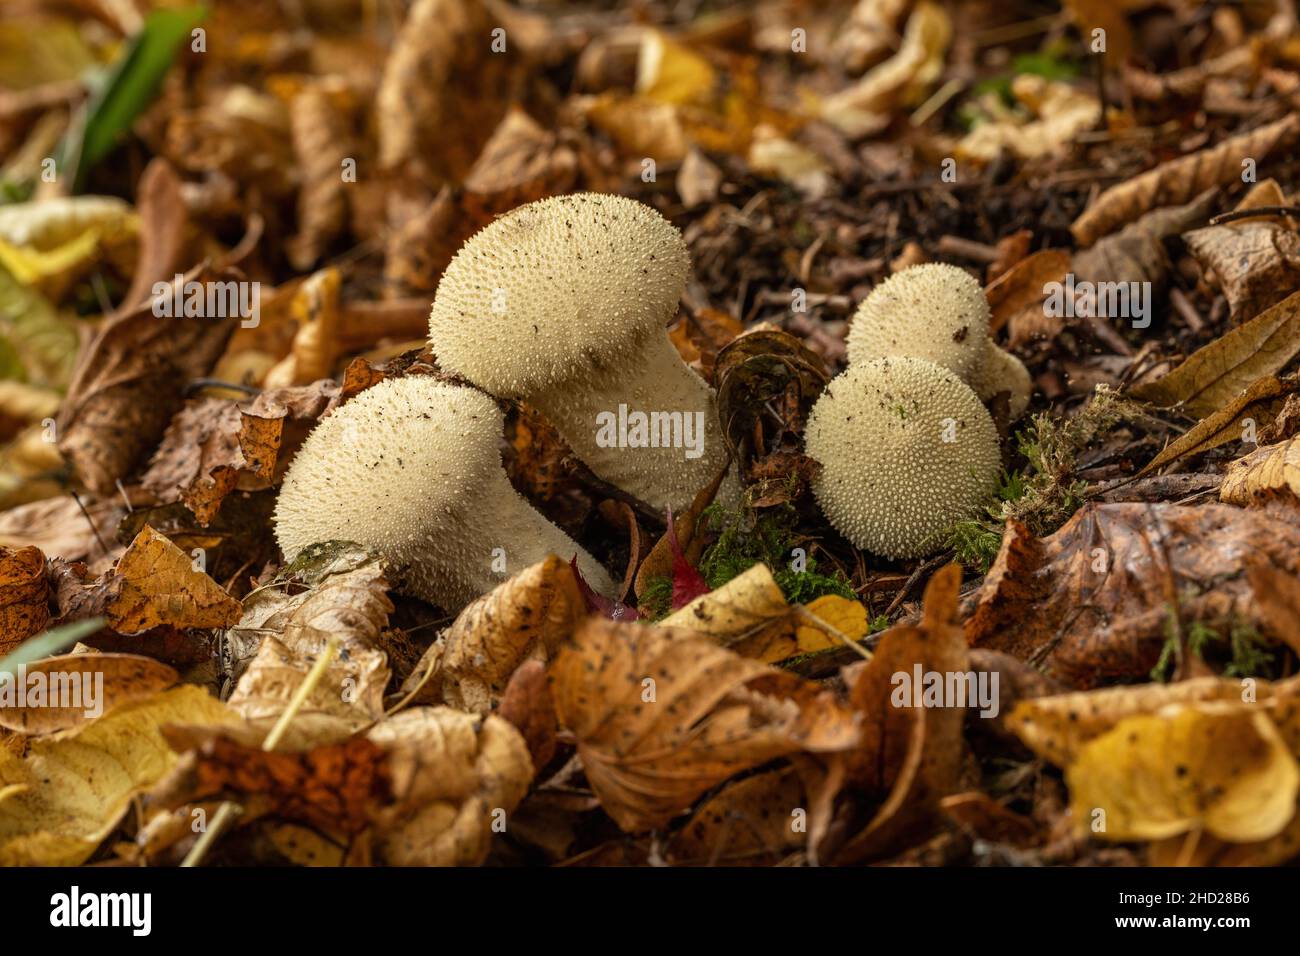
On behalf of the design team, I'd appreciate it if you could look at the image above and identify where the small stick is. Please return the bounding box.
[69,490,111,558]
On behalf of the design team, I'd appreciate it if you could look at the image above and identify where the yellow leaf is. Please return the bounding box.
[109,526,243,633]
[819,0,951,136]
[0,685,243,865]
[660,563,787,645]
[1221,436,1300,504]
[636,30,715,106]
[1068,703,1299,842]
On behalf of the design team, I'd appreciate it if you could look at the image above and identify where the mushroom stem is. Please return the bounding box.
[528,333,735,512]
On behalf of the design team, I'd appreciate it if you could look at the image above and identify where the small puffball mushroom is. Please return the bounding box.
[804,357,1001,559]
[274,376,616,611]
[846,263,991,381]
[846,262,1031,419]
[428,193,732,512]
[969,345,1032,421]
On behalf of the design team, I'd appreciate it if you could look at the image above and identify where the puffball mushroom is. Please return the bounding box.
[845,262,1031,419]
[804,357,1001,559]
[427,193,732,512]
[273,375,616,610]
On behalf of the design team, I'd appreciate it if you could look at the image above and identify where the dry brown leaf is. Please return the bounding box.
[819,0,951,137]
[54,526,241,636]
[377,0,521,182]
[830,564,967,864]
[1184,214,1300,324]
[410,554,585,714]
[963,503,1300,688]
[658,562,869,663]
[0,545,48,652]
[284,79,355,272]
[1072,115,1300,246]
[1137,373,1298,476]
[56,266,240,493]
[1221,436,1300,504]
[225,543,392,742]
[831,0,912,75]
[365,706,533,866]
[0,494,124,564]
[1060,0,1134,62]
[984,248,1070,334]
[666,765,807,865]
[1131,291,1300,416]
[1073,188,1220,292]
[956,76,1100,163]
[550,617,860,832]
[0,653,177,734]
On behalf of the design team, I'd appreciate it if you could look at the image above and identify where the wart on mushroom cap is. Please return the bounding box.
[804,357,1001,559]
[845,262,1031,419]
[427,192,733,512]
[273,375,616,611]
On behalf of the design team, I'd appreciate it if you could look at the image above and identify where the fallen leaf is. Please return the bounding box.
[957,76,1100,163]
[56,265,240,494]
[283,79,355,272]
[1071,114,1300,246]
[1137,373,1298,476]
[365,706,533,866]
[1073,188,1220,293]
[964,503,1300,688]
[408,554,585,714]
[1221,436,1300,505]
[1068,703,1298,842]
[830,564,967,864]
[225,542,392,740]
[1131,292,1300,417]
[550,617,859,832]
[0,653,177,734]
[0,546,48,652]
[0,684,242,865]
[819,0,951,136]
[984,248,1071,334]
[667,765,808,865]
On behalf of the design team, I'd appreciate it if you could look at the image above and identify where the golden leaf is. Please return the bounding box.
[0,685,243,865]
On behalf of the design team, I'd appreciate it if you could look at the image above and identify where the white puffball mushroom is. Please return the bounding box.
[804,357,1002,559]
[274,376,616,611]
[427,193,732,512]
[969,344,1032,421]
[846,263,991,381]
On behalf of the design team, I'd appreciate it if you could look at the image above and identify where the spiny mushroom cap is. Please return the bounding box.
[274,376,504,563]
[428,193,691,398]
[846,262,991,381]
[971,345,1032,420]
[805,357,1001,559]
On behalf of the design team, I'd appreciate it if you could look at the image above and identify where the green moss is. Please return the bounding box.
[946,386,1141,570]
[698,503,857,604]
[1151,609,1276,682]
[638,574,674,622]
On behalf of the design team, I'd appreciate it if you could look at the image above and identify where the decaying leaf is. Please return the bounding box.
[1066,703,1298,842]
[984,248,1070,335]
[1136,373,1299,476]
[659,562,869,663]
[963,503,1300,688]
[819,0,951,137]
[1073,188,1220,292]
[1071,114,1300,246]
[0,684,243,865]
[550,617,860,832]
[0,545,49,651]
[1221,436,1300,505]
[57,526,242,636]
[1131,291,1300,417]
[830,564,968,864]
[365,706,533,866]
[55,266,240,494]
[0,653,177,735]
[406,554,585,714]
[957,76,1100,164]
[225,542,392,740]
